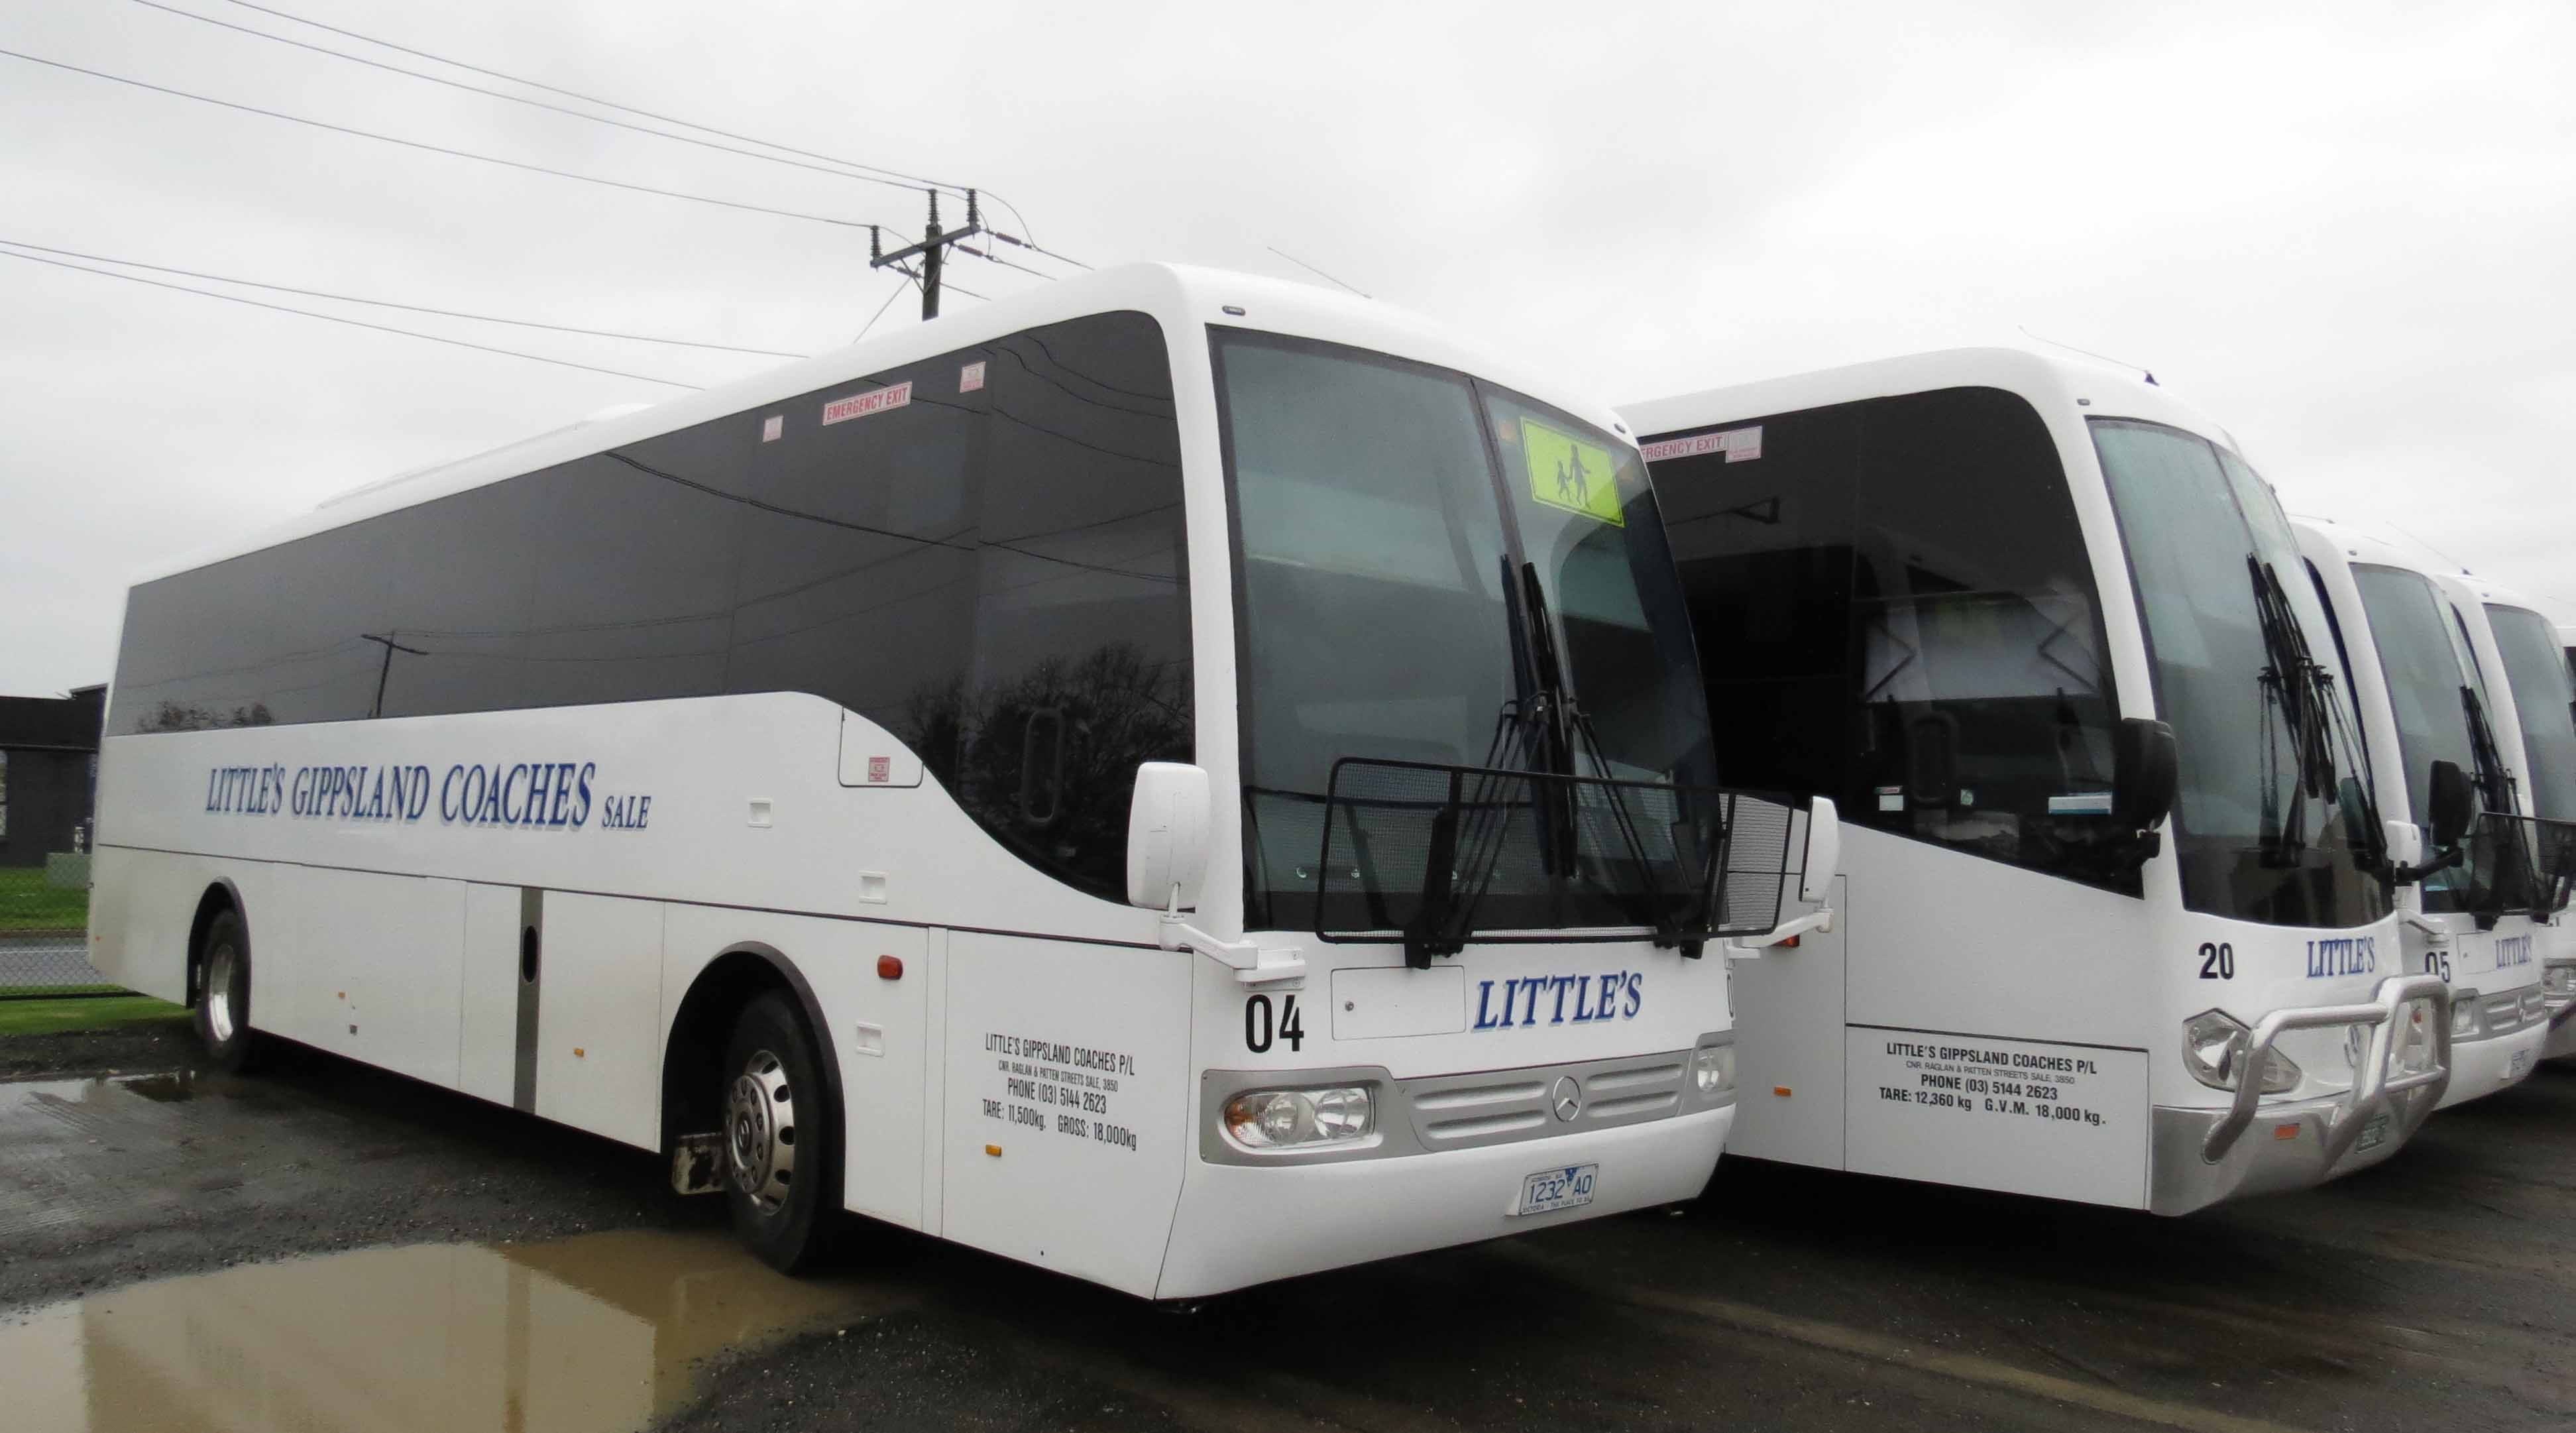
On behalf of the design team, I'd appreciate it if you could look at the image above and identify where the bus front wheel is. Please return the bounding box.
[194,908,265,1073]
[721,992,838,1272]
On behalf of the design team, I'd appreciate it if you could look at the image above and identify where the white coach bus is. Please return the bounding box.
[88,265,1817,1298]
[2294,520,2547,1100]
[1624,350,2448,1215]
[2441,571,2576,1059]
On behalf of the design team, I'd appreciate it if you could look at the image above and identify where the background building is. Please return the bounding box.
[0,684,105,868]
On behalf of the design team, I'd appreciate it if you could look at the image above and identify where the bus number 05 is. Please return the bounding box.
[1245,993,1304,1053]
[2197,941,2235,980]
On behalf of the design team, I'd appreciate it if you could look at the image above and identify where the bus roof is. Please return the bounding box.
[2296,516,2469,587]
[1618,346,2241,457]
[131,262,1624,588]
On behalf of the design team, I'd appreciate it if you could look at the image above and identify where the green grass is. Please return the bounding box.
[0,866,89,932]
[0,996,189,1039]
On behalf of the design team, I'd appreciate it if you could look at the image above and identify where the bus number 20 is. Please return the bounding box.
[1245,993,1305,1053]
[2197,942,2235,980]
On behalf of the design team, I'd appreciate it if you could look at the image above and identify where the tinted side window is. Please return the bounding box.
[1848,389,2128,891]
[1652,403,1860,803]
[952,319,1191,898]
[729,345,984,776]
[107,312,1189,905]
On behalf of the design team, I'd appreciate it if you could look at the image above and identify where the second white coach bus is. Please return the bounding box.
[88,264,1817,1298]
[2443,571,2576,1059]
[1624,350,2449,1214]
[2294,520,2547,1100]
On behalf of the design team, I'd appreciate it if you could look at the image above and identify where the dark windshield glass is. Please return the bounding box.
[1648,387,2131,893]
[2486,605,2576,822]
[2353,566,2494,913]
[2094,420,2388,928]
[1216,331,1715,932]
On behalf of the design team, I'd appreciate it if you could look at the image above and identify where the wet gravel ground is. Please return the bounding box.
[9,1023,2576,1432]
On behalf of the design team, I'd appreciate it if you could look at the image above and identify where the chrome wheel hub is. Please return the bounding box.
[726,1049,796,1214]
[205,941,239,1045]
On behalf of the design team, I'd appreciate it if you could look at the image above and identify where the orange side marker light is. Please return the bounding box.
[1772,1086,1793,1098]
[984,1144,1003,1157]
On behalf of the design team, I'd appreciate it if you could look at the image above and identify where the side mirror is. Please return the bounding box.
[1126,762,1211,910]
[1799,797,1840,905]
[2111,718,2180,831]
[2426,759,2474,849]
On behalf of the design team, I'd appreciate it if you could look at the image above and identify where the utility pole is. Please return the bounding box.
[361,632,426,719]
[869,190,983,321]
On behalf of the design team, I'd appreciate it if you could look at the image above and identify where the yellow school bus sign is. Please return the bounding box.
[1518,417,1624,526]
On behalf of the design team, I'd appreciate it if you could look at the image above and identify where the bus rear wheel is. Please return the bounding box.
[194,908,265,1073]
[721,992,838,1272]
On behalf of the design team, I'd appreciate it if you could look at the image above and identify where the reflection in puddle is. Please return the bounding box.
[4,1229,903,1433]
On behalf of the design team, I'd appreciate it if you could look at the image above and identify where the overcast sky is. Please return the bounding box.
[3,0,2571,697]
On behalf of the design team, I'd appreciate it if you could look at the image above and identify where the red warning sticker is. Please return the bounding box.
[867,756,890,783]
[960,361,987,393]
[822,382,913,426]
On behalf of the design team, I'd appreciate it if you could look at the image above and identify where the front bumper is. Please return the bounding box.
[1155,1104,1733,1300]
[2437,1020,2547,1106]
[2544,962,2576,1061]
[2150,973,2449,1215]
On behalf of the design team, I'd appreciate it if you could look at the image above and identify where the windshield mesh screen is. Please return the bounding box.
[1310,758,1795,962]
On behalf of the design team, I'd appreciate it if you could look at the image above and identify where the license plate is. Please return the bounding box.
[2354,1114,2392,1153]
[1515,1163,1597,1216]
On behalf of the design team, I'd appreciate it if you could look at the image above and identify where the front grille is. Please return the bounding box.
[2522,989,2548,1023]
[1403,1053,1689,1151]
[2483,992,2522,1031]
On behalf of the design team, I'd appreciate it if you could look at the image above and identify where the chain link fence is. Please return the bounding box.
[1,857,117,995]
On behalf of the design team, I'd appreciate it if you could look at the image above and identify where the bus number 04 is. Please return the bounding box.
[2197,941,2235,980]
[1244,994,1304,1053]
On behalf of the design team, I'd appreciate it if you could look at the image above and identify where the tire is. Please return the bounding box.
[721,990,840,1272]
[194,907,265,1073]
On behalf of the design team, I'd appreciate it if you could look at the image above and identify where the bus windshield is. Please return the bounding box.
[1215,331,1716,933]
[2353,565,2501,914]
[2094,420,2389,928]
[2486,604,2576,821]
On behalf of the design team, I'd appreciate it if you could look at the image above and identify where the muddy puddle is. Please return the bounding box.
[2,1228,907,1432]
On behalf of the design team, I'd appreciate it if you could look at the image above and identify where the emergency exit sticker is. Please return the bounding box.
[1520,417,1624,526]
[822,381,913,426]
[1641,425,1762,465]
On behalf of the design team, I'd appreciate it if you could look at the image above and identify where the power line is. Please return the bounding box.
[0,48,885,231]
[129,0,939,198]
[0,245,702,388]
[211,0,957,192]
[0,237,805,357]
[1266,246,1371,298]
[206,0,1086,266]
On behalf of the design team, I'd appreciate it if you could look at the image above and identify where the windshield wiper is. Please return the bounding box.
[1514,561,1695,946]
[2246,555,2341,866]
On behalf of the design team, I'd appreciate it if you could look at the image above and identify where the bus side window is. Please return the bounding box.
[956,313,1193,899]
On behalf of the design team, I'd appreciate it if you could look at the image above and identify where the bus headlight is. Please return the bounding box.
[1691,1042,1737,1096]
[2392,997,2441,1078]
[2342,1022,2371,1074]
[2182,1009,2301,1094]
[1222,1086,1374,1150]
[2449,992,2481,1039]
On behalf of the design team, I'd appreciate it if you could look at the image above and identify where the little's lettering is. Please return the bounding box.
[2304,935,2378,978]
[1472,971,1643,1030]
